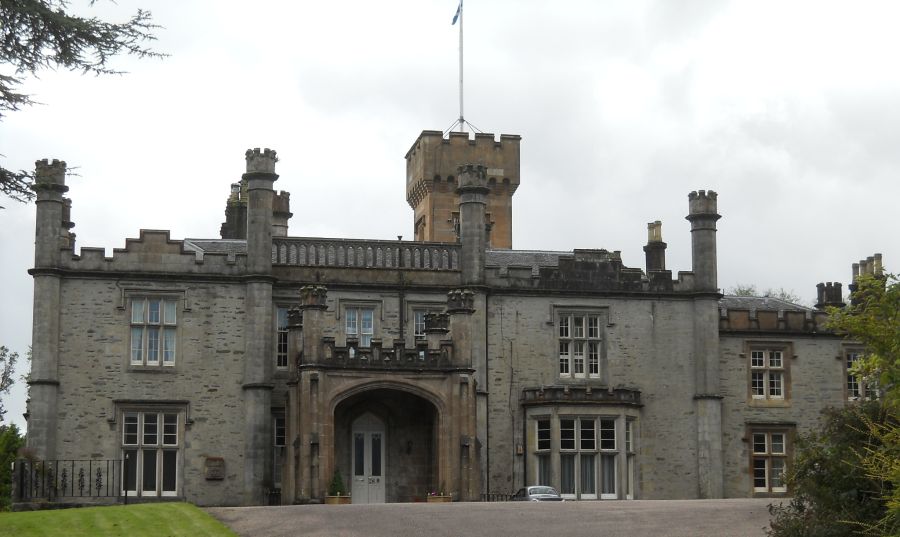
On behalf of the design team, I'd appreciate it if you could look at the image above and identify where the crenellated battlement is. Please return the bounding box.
[273,191,291,214]
[245,147,278,174]
[687,189,719,216]
[34,159,68,187]
[456,163,488,191]
[48,231,248,275]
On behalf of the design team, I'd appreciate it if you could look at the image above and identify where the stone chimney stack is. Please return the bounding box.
[815,282,845,309]
[643,220,667,273]
[686,190,721,292]
[456,164,489,285]
[849,253,884,305]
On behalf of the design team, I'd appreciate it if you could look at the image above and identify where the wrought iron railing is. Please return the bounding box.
[12,459,121,501]
[481,492,514,502]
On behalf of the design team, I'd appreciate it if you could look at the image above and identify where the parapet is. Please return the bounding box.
[245,148,278,174]
[687,189,719,217]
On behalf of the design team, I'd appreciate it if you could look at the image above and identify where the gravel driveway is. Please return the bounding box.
[208,498,777,537]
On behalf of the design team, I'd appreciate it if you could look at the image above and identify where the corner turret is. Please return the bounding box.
[686,190,721,292]
[456,164,489,284]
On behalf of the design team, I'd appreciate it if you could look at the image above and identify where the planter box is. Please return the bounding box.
[426,495,452,503]
[325,495,352,505]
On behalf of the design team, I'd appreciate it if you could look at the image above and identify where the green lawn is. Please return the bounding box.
[0,502,238,537]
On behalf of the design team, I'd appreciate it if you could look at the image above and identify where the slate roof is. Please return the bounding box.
[719,295,812,312]
[485,249,565,275]
[184,239,247,255]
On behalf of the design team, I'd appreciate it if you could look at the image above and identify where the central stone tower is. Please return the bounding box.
[405,130,520,248]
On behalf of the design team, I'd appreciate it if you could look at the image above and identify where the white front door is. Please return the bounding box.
[351,413,385,503]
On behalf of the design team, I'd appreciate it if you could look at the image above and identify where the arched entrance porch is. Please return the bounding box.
[334,388,439,503]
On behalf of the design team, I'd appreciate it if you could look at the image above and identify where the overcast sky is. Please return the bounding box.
[2,0,898,432]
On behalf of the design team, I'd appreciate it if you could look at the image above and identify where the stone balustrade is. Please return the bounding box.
[272,237,460,271]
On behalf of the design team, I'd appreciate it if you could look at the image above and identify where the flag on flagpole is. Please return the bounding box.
[452,0,462,25]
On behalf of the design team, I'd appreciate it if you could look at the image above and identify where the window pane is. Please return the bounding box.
[580,419,595,450]
[148,300,161,324]
[537,454,550,486]
[588,316,600,339]
[124,413,139,445]
[560,419,575,450]
[142,449,157,492]
[771,458,786,490]
[131,327,144,364]
[770,433,785,454]
[559,316,569,338]
[162,450,177,493]
[354,433,365,476]
[147,327,160,364]
[414,311,426,338]
[163,328,176,364]
[573,316,584,338]
[769,372,783,398]
[131,299,145,323]
[751,351,764,368]
[753,458,767,490]
[163,414,178,445]
[123,449,138,492]
[537,420,551,451]
[769,351,782,368]
[164,300,177,324]
[560,454,575,494]
[588,342,599,375]
[753,433,767,453]
[601,454,616,495]
[274,416,286,447]
[371,433,382,476]
[573,342,584,374]
[143,413,158,445]
[346,309,358,335]
[559,342,570,375]
[625,421,633,452]
[600,419,616,450]
[751,372,765,397]
[580,454,596,495]
[361,310,374,333]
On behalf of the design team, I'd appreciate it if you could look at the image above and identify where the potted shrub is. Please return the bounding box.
[426,482,451,502]
[325,469,351,504]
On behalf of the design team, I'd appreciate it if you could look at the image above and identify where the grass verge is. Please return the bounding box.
[0,502,238,537]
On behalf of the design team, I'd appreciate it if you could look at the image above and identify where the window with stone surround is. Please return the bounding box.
[345,307,375,347]
[130,297,177,367]
[750,428,790,494]
[122,410,181,497]
[276,307,289,369]
[532,416,622,500]
[845,350,878,401]
[747,344,791,402]
[558,313,602,378]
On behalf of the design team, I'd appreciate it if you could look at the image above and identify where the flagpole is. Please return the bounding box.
[458,0,464,132]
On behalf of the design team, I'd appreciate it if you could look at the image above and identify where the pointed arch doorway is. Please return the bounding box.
[351,413,385,503]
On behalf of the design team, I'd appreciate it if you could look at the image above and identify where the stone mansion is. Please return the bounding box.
[22,129,879,506]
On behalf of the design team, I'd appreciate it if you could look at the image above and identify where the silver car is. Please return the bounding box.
[512,486,564,501]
